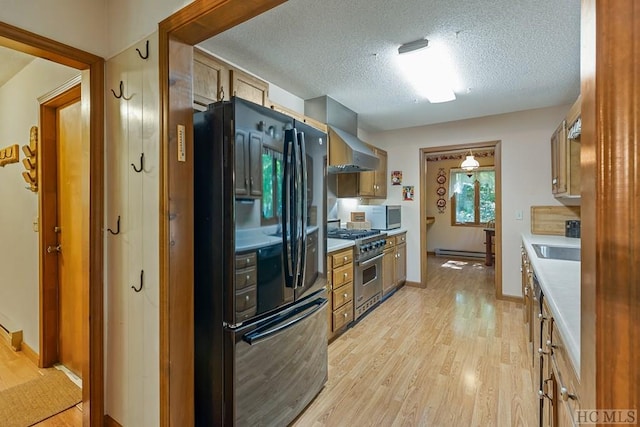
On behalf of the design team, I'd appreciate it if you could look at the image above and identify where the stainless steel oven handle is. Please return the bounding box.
[359,253,383,266]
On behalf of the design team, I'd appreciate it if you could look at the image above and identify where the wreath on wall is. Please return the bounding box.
[436,168,447,213]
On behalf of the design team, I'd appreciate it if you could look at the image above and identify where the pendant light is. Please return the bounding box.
[461,150,479,175]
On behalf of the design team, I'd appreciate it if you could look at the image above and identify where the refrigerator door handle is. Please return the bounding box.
[297,131,308,289]
[242,297,328,345]
[282,130,294,287]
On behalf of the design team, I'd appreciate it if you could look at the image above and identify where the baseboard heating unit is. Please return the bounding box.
[434,248,485,259]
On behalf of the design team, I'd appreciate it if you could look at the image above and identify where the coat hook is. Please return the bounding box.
[107,215,121,235]
[131,270,144,292]
[136,40,149,60]
[111,81,133,100]
[131,153,144,173]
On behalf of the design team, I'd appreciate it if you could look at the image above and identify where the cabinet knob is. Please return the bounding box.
[538,347,549,355]
[343,312,348,318]
[560,387,576,401]
[343,272,348,278]
[343,293,348,298]
[246,258,251,264]
[245,295,250,302]
[246,275,250,280]
[343,256,348,261]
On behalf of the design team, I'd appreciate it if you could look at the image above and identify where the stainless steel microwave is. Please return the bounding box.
[357,205,401,230]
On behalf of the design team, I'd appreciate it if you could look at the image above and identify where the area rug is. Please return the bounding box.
[0,368,81,427]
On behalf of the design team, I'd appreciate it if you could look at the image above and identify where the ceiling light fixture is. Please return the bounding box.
[398,38,430,54]
[461,150,480,174]
[397,38,457,103]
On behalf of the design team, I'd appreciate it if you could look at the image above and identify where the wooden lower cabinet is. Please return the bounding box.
[326,247,354,341]
[382,232,407,297]
[550,322,580,427]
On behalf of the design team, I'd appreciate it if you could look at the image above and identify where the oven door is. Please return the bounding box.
[354,253,383,319]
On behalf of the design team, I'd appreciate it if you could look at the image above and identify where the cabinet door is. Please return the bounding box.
[551,121,567,194]
[374,148,387,198]
[304,231,318,288]
[248,132,263,197]
[193,49,229,111]
[230,69,269,106]
[382,249,395,295]
[235,130,249,196]
[395,242,406,285]
[358,170,376,197]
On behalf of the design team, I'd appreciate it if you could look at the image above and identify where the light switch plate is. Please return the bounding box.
[515,210,523,220]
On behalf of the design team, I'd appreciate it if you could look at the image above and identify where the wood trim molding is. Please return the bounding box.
[580,0,640,415]
[20,341,39,367]
[0,21,105,427]
[419,141,502,298]
[104,415,123,427]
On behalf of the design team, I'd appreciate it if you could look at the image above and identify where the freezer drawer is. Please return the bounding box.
[231,296,328,426]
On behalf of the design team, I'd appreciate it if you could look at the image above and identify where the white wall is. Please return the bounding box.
[0,59,80,350]
[370,105,572,297]
[0,0,108,57]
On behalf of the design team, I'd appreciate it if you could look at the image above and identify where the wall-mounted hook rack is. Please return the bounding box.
[136,40,149,60]
[131,153,144,173]
[111,81,132,100]
[131,270,144,292]
[107,215,121,235]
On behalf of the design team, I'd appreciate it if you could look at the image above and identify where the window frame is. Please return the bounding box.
[449,166,495,227]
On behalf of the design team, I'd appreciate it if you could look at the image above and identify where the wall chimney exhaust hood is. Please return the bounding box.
[304,96,379,173]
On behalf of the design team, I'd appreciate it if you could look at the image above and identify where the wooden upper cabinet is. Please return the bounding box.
[193,48,229,111]
[551,96,581,198]
[193,48,269,110]
[336,146,387,199]
[230,69,269,107]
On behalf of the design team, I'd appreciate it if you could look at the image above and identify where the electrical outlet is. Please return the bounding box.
[515,210,523,220]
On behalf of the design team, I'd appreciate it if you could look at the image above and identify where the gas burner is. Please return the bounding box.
[327,229,381,240]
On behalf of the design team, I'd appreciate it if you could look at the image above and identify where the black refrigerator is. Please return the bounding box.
[194,97,328,426]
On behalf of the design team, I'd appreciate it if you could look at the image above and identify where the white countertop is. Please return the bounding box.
[236,225,319,252]
[385,228,407,237]
[521,233,581,375]
[327,238,355,253]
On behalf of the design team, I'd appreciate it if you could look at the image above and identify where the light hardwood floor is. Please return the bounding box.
[293,256,537,426]
[0,341,82,426]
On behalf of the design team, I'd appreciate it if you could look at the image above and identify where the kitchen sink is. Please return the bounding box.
[531,244,580,261]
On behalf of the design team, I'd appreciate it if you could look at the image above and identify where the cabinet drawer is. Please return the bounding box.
[331,249,353,268]
[384,238,395,250]
[236,286,257,313]
[332,305,353,331]
[235,267,257,290]
[333,264,353,287]
[235,253,256,269]
[396,233,406,244]
[332,282,353,309]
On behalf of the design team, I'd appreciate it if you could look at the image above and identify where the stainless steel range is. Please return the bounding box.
[327,229,387,319]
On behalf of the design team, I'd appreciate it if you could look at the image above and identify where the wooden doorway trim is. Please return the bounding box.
[419,141,503,299]
[158,1,286,425]
[39,79,82,368]
[0,21,105,427]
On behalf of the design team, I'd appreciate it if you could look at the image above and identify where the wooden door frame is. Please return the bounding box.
[419,141,503,299]
[39,79,82,368]
[0,21,105,427]
[157,1,286,425]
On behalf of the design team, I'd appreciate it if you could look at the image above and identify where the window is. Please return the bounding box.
[262,147,283,224]
[450,167,495,226]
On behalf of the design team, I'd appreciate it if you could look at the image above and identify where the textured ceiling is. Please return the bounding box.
[199,0,580,132]
[0,46,35,88]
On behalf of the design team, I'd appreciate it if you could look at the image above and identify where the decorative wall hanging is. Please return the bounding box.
[0,144,19,167]
[436,168,447,213]
[391,170,402,185]
[22,126,38,192]
[402,186,414,201]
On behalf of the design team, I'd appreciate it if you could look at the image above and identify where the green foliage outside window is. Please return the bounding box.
[262,150,282,222]
[450,168,495,225]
